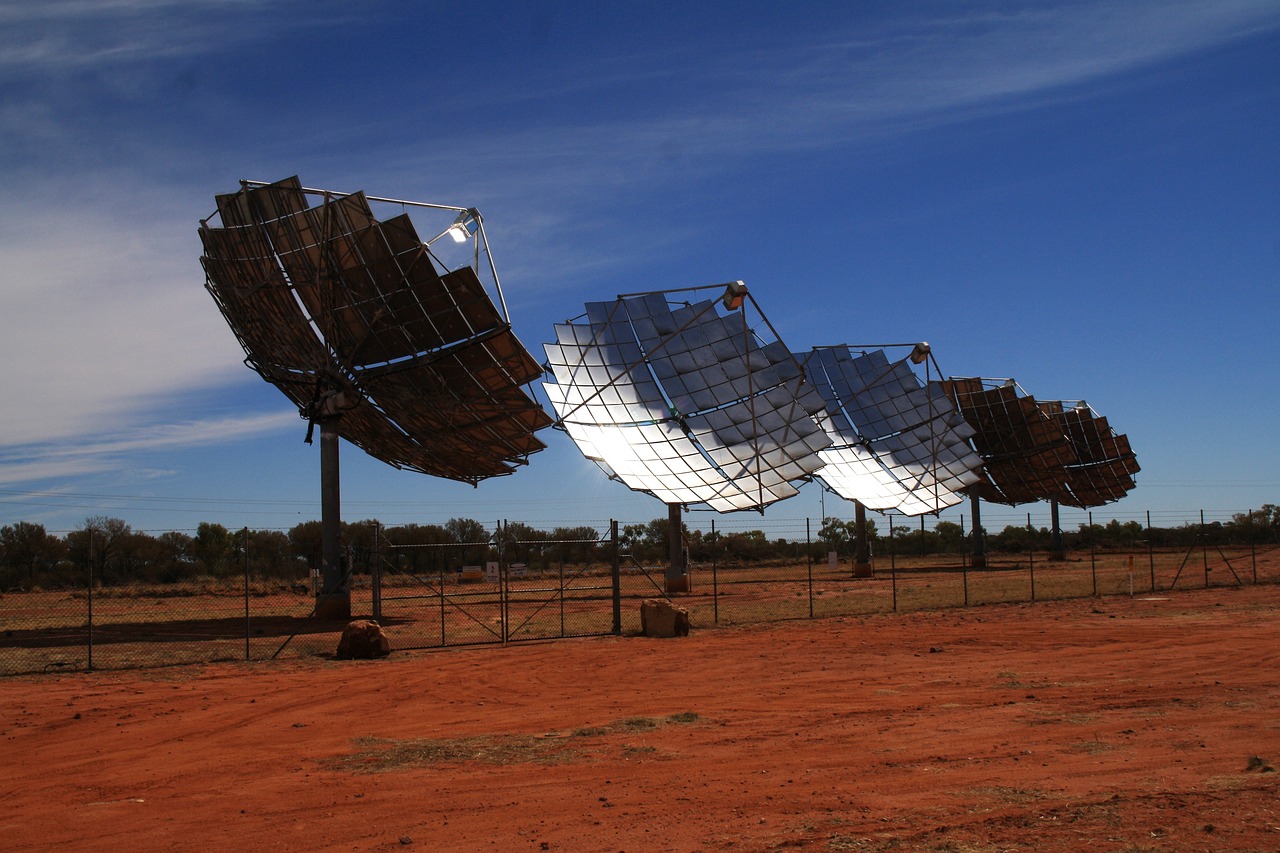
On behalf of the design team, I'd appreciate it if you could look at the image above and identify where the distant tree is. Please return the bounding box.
[384,523,451,547]
[615,518,702,562]
[0,521,66,587]
[445,518,492,565]
[549,525,601,563]
[345,520,378,551]
[192,522,234,577]
[819,517,854,552]
[685,527,710,561]
[1101,519,1143,548]
[893,523,939,556]
[244,529,299,580]
[618,523,651,557]
[66,517,134,584]
[990,524,1036,553]
[147,530,195,583]
[496,522,549,570]
[1231,504,1279,544]
[381,523,450,574]
[288,521,324,569]
[934,521,966,553]
[157,530,193,561]
[499,521,546,547]
[721,529,767,562]
[119,529,183,583]
[445,517,490,544]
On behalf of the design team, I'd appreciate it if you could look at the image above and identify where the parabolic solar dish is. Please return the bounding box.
[543,285,832,512]
[803,346,984,516]
[1038,400,1140,508]
[199,176,552,484]
[939,377,1077,506]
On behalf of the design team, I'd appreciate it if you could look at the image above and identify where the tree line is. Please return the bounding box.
[1,505,1275,591]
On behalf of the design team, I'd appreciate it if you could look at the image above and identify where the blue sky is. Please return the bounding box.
[1,0,1277,537]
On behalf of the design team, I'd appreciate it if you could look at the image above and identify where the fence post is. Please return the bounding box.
[611,520,621,635]
[438,564,446,646]
[711,519,719,625]
[1249,509,1257,584]
[888,513,898,613]
[497,520,507,644]
[1089,512,1097,596]
[1147,510,1156,593]
[243,527,250,661]
[806,518,814,618]
[87,531,94,671]
[372,521,382,622]
[1028,512,1036,602]
[1201,509,1210,588]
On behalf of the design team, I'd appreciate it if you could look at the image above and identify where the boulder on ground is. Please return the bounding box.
[641,598,690,638]
[336,619,391,659]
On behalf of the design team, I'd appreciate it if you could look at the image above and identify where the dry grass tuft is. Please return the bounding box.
[330,712,702,773]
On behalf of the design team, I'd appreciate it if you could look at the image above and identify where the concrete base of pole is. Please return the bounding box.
[315,592,351,621]
[853,561,873,578]
[1049,549,1066,562]
[665,574,691,594]
[970,555,987,569]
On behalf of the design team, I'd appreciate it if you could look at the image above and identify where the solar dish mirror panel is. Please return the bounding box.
[939,378,1139,508]
[543,283,831,513]
[804,345,983,516]
[199,176,552,484]
[1040,401,1140,508]
[937,377,1067,506]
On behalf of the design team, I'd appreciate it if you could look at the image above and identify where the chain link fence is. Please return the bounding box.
[2,512,1276,675]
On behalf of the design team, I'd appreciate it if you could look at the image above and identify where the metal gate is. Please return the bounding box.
[373,522,632,649]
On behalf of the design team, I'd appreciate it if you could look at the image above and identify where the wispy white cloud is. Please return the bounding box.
[0,411,298,485]
[683,4,1267,148]
[0,0,352,73]
[0,195,250,446]
[801,1,1280,111]
[375,0,1280,284]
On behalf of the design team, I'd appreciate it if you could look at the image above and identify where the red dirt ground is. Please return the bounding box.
[3,581,1279,852]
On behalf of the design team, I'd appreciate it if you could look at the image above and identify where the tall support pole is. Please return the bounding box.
[316,418,351,619]
[243,527,250,660]
[666,502,689,593]
[970,494,987,568]
[1050,498,1065,560]
[853,500,872,577]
